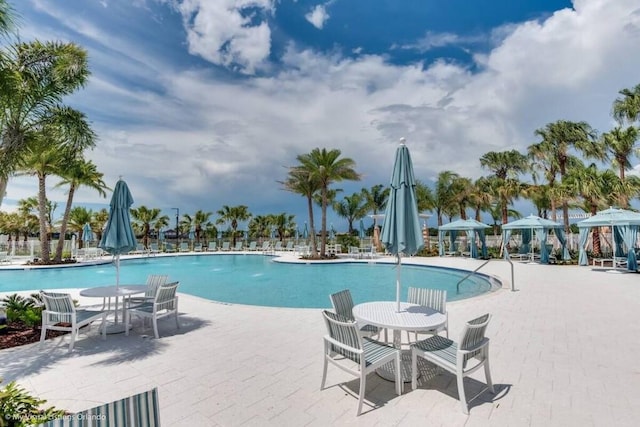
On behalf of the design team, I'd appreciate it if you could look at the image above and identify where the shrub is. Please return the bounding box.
[0,378,66,426]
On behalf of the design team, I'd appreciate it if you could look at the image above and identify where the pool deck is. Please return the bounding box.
[1,254,639,426]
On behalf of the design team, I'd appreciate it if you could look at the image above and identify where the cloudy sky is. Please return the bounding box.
[3,0,640,229]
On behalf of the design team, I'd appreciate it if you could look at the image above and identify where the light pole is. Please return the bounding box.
[172,208,179,243]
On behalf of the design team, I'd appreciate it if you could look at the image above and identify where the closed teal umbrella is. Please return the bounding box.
[82,223,94,245]
[381,139,424,312]
[359,219,366,241]
[99,179,137,288]
[302,223,309,240]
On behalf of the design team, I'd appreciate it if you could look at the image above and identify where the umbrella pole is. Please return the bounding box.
[396,254,402,312]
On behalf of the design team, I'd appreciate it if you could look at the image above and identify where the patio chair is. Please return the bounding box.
[284,241,294,251]
[194,242,203,252]
[126,281,180,339]
[207,241,218,251]
[247,241,257,251]
[234,241,243,251]
[261,241,272,253]
[39,292,107,352]
[221,241,231,251]
[411,313,494,414]
[128,274,169,307]
[406,287,448,341]
[330,289,381,339]
[164,243,177,253]
[39,387,160,427]
[179,242,190,252]
[149,242,160,255]
[273,241,283,251]
[321,310,402,416]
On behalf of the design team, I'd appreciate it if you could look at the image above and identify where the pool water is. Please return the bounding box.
[0,255,498,308]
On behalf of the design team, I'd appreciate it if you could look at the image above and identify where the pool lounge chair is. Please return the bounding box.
[39,387,160,427]
[149,243,160,255]
[260,241,272,253]
[233,241,244,251]
[179,242,190,252]
[246,241,257,251]
[220,241,231,251]
[284,241,294,251]
[273,241,283,251]
[193,242,203,252]
[164,243,177,253]
[207,241,218,251]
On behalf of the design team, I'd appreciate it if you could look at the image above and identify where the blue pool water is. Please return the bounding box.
[0,255,498,308]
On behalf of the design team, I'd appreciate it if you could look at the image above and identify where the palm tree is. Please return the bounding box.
[152,215,170,244]
[248,215,272,242]
[93,208,109,242]
[68,206,93,249]
[216,205,251,247]
[601,126,639,183]
[334,193,368,234]
[470,177,494,222]
[53,158,106,262]
[480,150,529,226]
[0,41,91,208]
[268,213,296,240]
[612,84,640,125]
[192,210,212,243]
[449,176,474,219]
[528,121,598,231]
[131,206,163,248]
[361,184,389,229]
[296,148,360,257]
[433,171,460,226]
[280,167,320,257]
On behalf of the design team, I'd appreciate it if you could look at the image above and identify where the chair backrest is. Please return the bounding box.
[459,313,491,363]
[222,241,230,250]
[145,275,169,297]
[208,241,217,249]
[234,241,243,250]
[407,287,446,314]
[154,282,179,309]
[274,241,282,250]
[39,387,160,427]
[249,241,257,250]
[329,289,355,321]
[180,242,189,250]
[261,241,270,250]
[41,292,75,314]
[285,241,294,250]
[322,310,362,363]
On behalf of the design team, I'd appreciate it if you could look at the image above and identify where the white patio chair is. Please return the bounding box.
[321,310,402,416]
[39,292,107,352]
[330,289,380,338]
[127,274,169,307]
[406,287,448,341]
[125,281,180,339]
[411,313,494,414]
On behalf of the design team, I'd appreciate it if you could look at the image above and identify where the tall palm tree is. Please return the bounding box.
[470,177,494,222]
[248,215,271,242]
[268,212,296,240]
[280,166,321,257]
[361,184,389,229]
[216,205,251,247]
[612,84,640,125]
[152,214,170,244]
[192,210,212,243]
[93,208,109,242]
[480,150,529,226]
[0,41,91,207]
[433,171,460,226]
[528,121,598,231]
[333,193,368,234]
[450,176,474,219]
[601,126,639,182]
[53,158,106,262]
[68,206,93,249]
[296,148,360,257]
[131,206,163,248]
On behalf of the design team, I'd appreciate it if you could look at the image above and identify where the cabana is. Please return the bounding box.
[576,207,640,271]
[438,219,490,259]
[501,215,570,264]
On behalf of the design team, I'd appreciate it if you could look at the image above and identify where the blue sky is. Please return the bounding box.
[4,0,640,230]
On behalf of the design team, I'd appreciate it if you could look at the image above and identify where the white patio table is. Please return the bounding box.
[353,301,446,382]
[80,284,147,334]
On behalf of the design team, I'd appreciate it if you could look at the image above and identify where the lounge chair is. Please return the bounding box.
[246,241,257,251]
[207,241,218,251]
[149,243,160,255]
[233,241,243,251]
[321,310,402,416]
[164,243,177,253]
[273,241,283,251]
[126,282,180,339]
[260,241,271,253]
[40,292,107,352]
[39,387,160,427]
[193,242,203,252]
[0,251,11,263]
[220,241,231,251]
[179,242,190,252]
[284,241,294,251]
[411,313,494,414]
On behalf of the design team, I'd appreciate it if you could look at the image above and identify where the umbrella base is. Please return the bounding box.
[105,322,132,335]
[376,350,415,383]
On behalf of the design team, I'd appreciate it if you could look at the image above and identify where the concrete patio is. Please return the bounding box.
[1,256,639,426]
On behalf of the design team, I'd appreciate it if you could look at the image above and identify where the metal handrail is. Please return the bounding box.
[456,258,515,293]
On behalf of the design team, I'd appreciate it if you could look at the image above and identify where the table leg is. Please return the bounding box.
[376,329,414,383]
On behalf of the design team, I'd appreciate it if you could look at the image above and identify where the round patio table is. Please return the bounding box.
[353,301,446,382]
[80,285,147,334]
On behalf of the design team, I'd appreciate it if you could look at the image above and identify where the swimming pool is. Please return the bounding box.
[0,255,499,308]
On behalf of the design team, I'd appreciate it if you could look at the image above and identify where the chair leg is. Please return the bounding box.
[101,315,107,340]
[320,355,328,390]
[125,311,130,336]
[484,350,495,393]
[395,352,403,395]
[357,371,366,416]
[39,324,47,347]
[69,329,77,352]
[152,317,159,339]
[411,350,418,390]
[457,370,468,415]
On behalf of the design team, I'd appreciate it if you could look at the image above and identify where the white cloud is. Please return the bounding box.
[175,0,275,74]
[6,0,640,226]
[305,5,329,29]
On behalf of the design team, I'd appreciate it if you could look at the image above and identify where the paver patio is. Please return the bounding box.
[1,256,639,426]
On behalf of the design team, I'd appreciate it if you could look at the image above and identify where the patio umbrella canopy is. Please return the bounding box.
[577,207,640,270]
[359,219,366,241]
[380,138,424,312]
[82,223,94,245]
[99,179,137,287]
